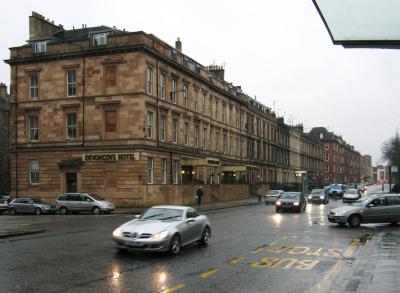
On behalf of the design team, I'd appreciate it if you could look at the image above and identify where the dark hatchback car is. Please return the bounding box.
[8,198,57,215]
[276,192,307,213]
[308,189,329,204]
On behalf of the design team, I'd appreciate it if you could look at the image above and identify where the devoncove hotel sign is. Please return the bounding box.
[82,152,140,162]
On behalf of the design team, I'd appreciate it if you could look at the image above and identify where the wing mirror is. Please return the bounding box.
[134,214,140,219]
[367,203,374,208]
[185,218,195,223]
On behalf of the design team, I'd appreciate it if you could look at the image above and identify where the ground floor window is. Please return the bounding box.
[147,157,154,184]
[29,160,40,184]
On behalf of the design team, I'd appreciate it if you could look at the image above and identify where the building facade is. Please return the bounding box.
[361,155,373,182]
[5,12,323,205]
[0,83,10,193]
[309,127,361,184]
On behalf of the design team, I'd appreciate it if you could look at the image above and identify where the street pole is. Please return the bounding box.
[389,165,392,193]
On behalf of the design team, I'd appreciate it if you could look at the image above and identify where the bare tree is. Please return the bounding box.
[381,132,400,184]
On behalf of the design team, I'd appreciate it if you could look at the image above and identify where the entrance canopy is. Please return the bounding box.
[222,165,260,172]
[181,157,220,167]
[313,0,400,48]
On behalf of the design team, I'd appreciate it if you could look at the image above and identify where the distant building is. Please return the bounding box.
[361,155,373,182]
[0,83,10,193]
[373,165,388,183]
[308,127,362,184]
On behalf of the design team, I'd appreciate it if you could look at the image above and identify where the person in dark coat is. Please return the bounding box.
[196,186,204,206]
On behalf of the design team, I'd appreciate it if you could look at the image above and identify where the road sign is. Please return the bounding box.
[391,166,398,173]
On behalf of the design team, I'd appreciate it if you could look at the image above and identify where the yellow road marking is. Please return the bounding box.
[228,256,245,265]
[282,236,289,240]
[200,268,219,278]
[251,248,264,254]
[160,284,185,293]
[315,239,361,293]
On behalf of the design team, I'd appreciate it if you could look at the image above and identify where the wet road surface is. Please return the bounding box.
[1,186,398,293]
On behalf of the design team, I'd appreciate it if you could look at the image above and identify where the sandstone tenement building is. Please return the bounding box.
[5,12,323,205]
[0,83,10,193]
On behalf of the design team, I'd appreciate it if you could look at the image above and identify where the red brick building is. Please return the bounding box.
[309,127,361,184]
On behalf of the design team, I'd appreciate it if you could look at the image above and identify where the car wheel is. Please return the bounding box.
[198,227,211,246]
[92,206,101,215]
[34,208,42,215]
[348,215,361,228]
[9,208,16,216]
[59,207,68,215]
[169,235,181,255]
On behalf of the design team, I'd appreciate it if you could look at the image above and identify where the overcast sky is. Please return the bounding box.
[2,0,399,165]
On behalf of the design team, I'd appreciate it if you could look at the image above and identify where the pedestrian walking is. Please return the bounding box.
[196,186,204,206]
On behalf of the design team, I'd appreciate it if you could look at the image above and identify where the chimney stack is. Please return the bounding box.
[207,65,225,81]
[175,37,182,52]
[29,11,64,39]
[0,83,7,99]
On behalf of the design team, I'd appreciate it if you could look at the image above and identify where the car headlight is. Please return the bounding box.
[308,195,312,199]
[293,202,299,206]
[276,201,281,206]
[151,230,169,241]
[319,196,325,199]
[113,229,123,237]
[335,212,343,216]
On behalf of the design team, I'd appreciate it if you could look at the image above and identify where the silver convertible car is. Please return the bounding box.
[112,205,211,255]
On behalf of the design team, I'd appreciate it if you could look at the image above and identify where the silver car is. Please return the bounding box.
[328,193,400,227]
[112,205,211,255]
[56,193,115,215]
[342,189,361,203]
[265,190,284,205]
[8,198,57,215]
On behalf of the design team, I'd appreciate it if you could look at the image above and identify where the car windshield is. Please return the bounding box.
[347,189,358,194]
[311,189,323,194]
[281,193,300,199]
[88,194,105,201]
[267,191,280,196]
[140,208,183,221]
[31,198,46,204]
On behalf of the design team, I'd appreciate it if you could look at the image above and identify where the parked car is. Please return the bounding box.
[112,205,211,255]
[328,193,400,227]
[265,190,284,205]
[328,184,345,199]
[276,192,307,213]
[8,198,57,215]
[0,194,11,214]
[56,193,115,215]
[342,189,361,203]
[308,189,329,204]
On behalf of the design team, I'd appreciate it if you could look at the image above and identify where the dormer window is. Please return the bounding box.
[33,41,48,53]
[92,33,109,46]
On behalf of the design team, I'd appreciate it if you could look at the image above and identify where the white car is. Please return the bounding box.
[343,189,361,203]
[113,205,211,255]
[265,190,284,205]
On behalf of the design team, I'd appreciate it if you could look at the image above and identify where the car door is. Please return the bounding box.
[80,195,93,212]
[67,194,80,212]
[181,209,202,244]
[363,197,388,223]
[25,199,36,214]
[386,196,400,222]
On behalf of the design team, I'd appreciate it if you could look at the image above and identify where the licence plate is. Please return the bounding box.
[125,241,143,248]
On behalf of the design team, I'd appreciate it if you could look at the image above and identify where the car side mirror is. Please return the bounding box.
[367,203,374,208]
[185,218,195,223]
[134,214,140,219]
[86,199,91,202]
